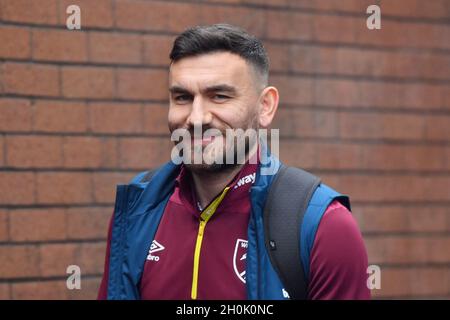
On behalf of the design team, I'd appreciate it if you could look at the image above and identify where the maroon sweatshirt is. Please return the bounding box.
[98,162,370,300]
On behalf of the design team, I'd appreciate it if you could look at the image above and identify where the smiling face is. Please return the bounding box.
[168,51,265,173]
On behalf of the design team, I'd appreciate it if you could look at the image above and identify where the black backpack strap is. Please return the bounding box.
[263,164,321,300]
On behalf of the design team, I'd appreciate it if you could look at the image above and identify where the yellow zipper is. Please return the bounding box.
[190,186,230,300]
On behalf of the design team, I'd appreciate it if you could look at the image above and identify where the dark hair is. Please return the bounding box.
[169,24,269,87]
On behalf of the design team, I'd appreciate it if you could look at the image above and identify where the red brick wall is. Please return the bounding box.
[0,0,449,299]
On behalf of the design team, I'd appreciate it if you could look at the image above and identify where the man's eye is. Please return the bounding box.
[213,94,230,101]
[174,95,190,102]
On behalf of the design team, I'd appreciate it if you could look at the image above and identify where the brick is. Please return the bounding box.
[315,47,382,78]
[278,140,316,169]
[313,79,361,108]
[117,68,168,100]
[39,242,105,277]
[0,26,30,59]
[168,2,203,33]
[88,32,141,64]
[339,112,426,140]
[36,172,92,204]
[39,243,77,277]
[271,76,313,106]
[360,144,447,171]
[114,0,171,31]
[142,35,174,66]
[119,1,267,36]
[101,138,119,168]
[0,99,32,132]
[327,174,450,203]
[265,43,290,72]
[355,205,450,233]
[0,172,35,205]
[313,46,339,75]
[61,66,114,99]
[266,11,313,41]
[312,80,446,110]
[9,208,67,241]
[32,29,87,62]
[0,99,32,131]
[0,210,9,241]
[0,283,10,299]
[66,207,112,240]
[89,102,143,134]
[199,6,265,38]
[59,0,113,28]
[366,236,450,265]
[6,135,63,168]
[63,137,103,168]
[353,19,397,48]
[288,44,318,75]
[335,48,388,77]
[314,142,363,170]
[2,63,59,96]
[0,0,58,24]
[308,142,448,172]
[446,148,450,171]
[212,0,249,4]
[372,267,450,298]
[312,0,368,12]
[401,83,446,110]
[408,268,450,297]
[425,115,450,142]
[118,137,172,169]
[33,100,88,133]
[0,136,3,167]
[0,245,40,279]
[68,277,101,300]
[313,14,358,43]
[357,19,450,51]
[62,136,118,169]
[11,280,67,300]
[425,176,450,201]
[332,49,450,81]
[273,108,338,138]
[414,54,450,81]
[265,9,450,51]
[142,104,170,135]
[92,172,136,204]
[381,0,450,20]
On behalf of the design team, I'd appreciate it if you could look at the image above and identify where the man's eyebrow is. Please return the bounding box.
[168,86,192,95]
[203,84,237,95]
[168,84,238,95]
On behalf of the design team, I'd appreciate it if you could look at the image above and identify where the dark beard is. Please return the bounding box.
[184,133,256,174]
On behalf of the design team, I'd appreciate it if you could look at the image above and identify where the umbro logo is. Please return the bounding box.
[147,240,165,262]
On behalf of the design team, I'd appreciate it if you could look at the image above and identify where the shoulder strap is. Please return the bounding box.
[263,164,321,300]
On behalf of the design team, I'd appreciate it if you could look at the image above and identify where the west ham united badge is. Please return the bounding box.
[233,239,248,283]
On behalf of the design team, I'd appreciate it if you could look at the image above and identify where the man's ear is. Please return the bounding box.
[258,86,279,128]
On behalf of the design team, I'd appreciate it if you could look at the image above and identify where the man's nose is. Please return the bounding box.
[187,96,212,127]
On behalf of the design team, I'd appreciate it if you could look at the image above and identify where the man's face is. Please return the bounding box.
[168,51,262,173]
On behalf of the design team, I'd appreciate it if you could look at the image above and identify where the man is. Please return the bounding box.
[98,24,370,300]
